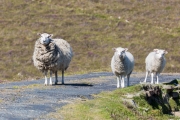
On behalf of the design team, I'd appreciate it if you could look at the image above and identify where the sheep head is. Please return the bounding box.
[38,33,53,46]
[153,49,168,59]
[113,47,128,60]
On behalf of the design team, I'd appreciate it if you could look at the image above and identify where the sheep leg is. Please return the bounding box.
[156,74,159,84]
[117,76,120,88]
[44,71,48,86]
[49,71,53,85]
[127,74,130,87]
[121,76,125,88]
[151,73,154,84]
[62,70,64,84]
[144,71,148,83]
[55,71,58,85]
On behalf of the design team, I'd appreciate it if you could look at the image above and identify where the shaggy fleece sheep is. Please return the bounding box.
[111,47,134,88]
[143,49,168,84]
[33,33,73,85]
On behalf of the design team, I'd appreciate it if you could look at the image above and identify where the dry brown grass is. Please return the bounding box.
[0,0,180,81]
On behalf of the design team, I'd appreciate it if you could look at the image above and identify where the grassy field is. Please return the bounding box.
[0,0,180,81]
[47,84,179,120]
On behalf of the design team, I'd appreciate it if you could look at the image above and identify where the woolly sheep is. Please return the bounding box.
[111,47,134,88]
[33,33,73,85]
[143,49,168,84]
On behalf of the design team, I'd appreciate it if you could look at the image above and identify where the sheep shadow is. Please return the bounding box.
[53,83,93,87]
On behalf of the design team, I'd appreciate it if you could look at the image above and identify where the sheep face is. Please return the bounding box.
[113,47,128,60]
[153,49,168,60]
[39,33,53,46]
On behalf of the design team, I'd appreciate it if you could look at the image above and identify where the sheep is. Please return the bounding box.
[143,49,168,84]
[32,33,73,85]
[111,47,134,88]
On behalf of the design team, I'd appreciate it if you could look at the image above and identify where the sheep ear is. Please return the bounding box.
[37,33,41,36]
[112,48,116,52]
[153,49,158,52]
[164,50,168,54]
[124,48,128,51]
[49,34,53,37]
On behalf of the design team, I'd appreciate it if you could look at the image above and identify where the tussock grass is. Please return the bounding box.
[0,0,180,81]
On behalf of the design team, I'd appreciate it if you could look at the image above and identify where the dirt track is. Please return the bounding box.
[0,72,180,120]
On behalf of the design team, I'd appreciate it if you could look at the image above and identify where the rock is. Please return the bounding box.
[162,79,178,86]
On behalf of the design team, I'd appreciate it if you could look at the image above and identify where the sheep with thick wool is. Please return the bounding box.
[33,33,73,85]
[143,49,168,84]
[111,47,134,88]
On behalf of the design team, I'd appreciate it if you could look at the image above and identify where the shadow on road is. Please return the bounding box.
[53,83,93,87]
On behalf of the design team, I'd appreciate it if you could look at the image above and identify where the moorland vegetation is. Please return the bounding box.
[0,0,180,81]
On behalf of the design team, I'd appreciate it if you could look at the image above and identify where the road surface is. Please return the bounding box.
[0,72,179,119]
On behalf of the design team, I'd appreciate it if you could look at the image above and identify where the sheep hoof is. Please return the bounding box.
[44,83,48,86]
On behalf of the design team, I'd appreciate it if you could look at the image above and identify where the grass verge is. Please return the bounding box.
[47,84,180,120]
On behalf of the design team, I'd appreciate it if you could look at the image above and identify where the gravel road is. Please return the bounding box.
[0,72,180,120]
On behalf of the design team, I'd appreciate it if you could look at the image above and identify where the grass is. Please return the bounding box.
[46,84,180,120]
[0,0,180,81]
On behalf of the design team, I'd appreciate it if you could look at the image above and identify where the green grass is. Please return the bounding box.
[47,84,180,120]
[1,0,180,81]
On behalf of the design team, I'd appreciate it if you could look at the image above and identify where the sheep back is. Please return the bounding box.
[111,50,134,77]
[145,52,166,74]
[52,39,73,72]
